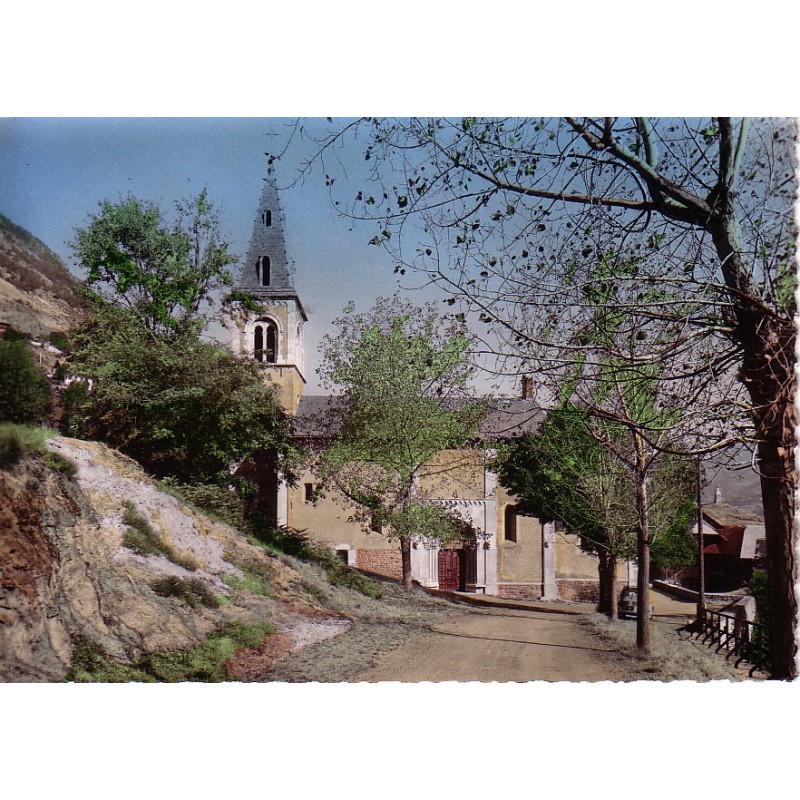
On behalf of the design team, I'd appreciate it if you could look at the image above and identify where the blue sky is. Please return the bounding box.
[0,117,438,392]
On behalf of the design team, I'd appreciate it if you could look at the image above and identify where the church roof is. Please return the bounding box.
[235,172,303,310]
[702,502,762,529]
[290,395,546,441]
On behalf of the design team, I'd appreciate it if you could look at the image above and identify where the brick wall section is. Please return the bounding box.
[356,549,403,581]
[557,579,627,603]
[498,584,544,600]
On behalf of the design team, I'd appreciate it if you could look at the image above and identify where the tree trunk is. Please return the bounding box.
[597,550,618,619]
[634,433,651,654]
[709,211,797,680]
[400,536,413,589]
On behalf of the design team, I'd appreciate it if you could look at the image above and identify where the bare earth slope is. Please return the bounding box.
[0,214,84,337]
[0,436,348,682]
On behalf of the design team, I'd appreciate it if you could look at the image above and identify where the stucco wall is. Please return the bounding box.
[417,449,486,499]
[288,468,387,549]
[496,486,543,584]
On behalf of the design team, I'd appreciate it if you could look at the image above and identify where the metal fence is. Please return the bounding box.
[691,609,771,677]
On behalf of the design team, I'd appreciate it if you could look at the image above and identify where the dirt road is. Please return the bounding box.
[353,607,627,682]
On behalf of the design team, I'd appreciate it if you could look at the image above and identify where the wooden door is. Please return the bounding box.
[438,550,461,591]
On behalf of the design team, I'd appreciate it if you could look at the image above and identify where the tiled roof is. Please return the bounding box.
[703,525,745,556]
[291,395,545,441]
[740,523,766,560]
[702,503,763,529]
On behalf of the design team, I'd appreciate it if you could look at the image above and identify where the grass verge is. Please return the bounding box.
[223,562,273,597]
[580,614,751,681]
[67,622,276,683]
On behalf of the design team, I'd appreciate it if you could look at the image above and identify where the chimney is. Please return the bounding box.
[714,486,723,504]
[521,376,534,400]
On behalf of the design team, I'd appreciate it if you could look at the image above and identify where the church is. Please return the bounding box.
[227,174,635,603]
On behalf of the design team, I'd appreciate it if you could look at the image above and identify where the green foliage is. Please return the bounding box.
[0,423,51,469]
[649,496,696,568]
[151,576,221,608]
[43,450,78,477]
[318,297,485,552]
[748,569,773,671]
[67,622,275,683]
[72,190,236,335]
[141,622,274,682]
[0,339,51,424]
[303,543,383,598]
[0,425,23,468]
[60,381,93,438]
[48,331,71,354]
[494,404,695,564]
[121,501,195,570]
[494,406,636,559]
[66,302,291,483]
[66,637,155,683]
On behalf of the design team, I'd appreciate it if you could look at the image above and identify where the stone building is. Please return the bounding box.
[229,173,632,603]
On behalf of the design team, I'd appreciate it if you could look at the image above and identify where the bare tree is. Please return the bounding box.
[283,117,797,677]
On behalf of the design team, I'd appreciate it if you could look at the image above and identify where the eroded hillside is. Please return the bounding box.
[0,436,349,682]
[0,214,84,338]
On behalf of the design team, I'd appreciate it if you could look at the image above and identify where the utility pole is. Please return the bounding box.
[695,458,705,628]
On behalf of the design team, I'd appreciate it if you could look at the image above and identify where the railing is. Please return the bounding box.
[690,609,771,677]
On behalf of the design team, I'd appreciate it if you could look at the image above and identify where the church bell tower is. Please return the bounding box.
[232,170,307,414]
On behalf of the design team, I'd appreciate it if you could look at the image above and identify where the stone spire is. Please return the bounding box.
[231,167,307,415]
[236,170,303,309]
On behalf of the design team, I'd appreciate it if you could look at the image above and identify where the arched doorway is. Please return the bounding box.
[437,531,478,591]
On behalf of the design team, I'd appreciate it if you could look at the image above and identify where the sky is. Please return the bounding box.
[0,116,437,393]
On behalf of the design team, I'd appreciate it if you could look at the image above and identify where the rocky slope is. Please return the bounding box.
[0,214,84,338]
[0,436,349,682]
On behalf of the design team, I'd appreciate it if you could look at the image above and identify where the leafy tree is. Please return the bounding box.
[495,405,694,620]
[66,302,292,485]
[72,189,237,335]
[0,338,50,424]
[292,117,797,677]
[316,297,486,588]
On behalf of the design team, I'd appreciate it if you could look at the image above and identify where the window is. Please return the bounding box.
[336,549,349,564]
[370,510,381,532]
[504,505,518,542]
[304,483,314,502]
[262,209,272,227]
[257,256,271,286]
[254,325,264,362]
[265,321,277,363]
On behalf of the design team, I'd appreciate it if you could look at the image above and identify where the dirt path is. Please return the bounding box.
[352,607,627,682]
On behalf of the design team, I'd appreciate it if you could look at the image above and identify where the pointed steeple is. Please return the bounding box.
[231,167,307,415]
[236,170,304,313]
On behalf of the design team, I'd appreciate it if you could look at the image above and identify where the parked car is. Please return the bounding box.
[619,586,653,620]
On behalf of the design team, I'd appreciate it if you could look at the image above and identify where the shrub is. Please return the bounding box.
[151,576,221,608]
[139,622,274,682]
[67,637,155,683]
[0,339,50,424]
[48,331,71,354]
[748,569,773,672]
[121,501,196,570]
[44,450,77,477]
[304,543,383,599]
[66,622,275,683]
[0,426,23,468]
[0,423,52,469]
[61,381,92,437]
